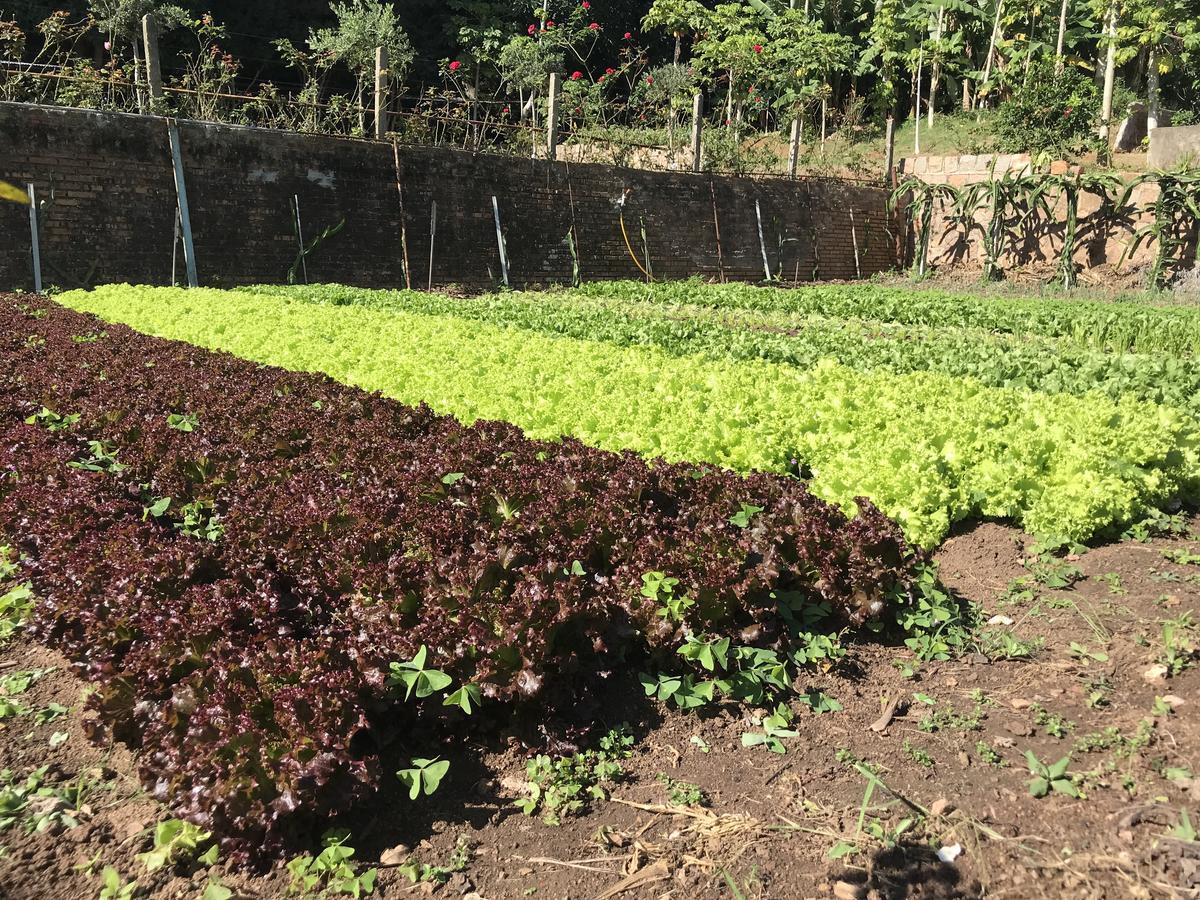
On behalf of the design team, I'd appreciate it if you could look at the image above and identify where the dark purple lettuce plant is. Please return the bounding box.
[0,293,921,858]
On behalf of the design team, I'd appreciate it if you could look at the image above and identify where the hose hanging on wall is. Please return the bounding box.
[617,188,654,282]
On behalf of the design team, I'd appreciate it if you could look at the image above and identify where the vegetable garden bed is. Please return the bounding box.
[0,292,918,859]
[61,284,1200,548]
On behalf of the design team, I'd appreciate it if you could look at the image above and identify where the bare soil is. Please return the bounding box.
[2,518,1199,900]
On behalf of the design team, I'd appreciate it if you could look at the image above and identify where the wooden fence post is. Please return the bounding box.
[375,46,389,139]
[546,73,561,160]
[691,92,704,173]
[142,14,164,112]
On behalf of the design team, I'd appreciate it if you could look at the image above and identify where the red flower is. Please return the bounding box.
[605,67,615,74]
[589,22,600,30]
[449,60,461,71]
[582,0,590,7]
[748,85,755,93]
[624,31,632,39]
[572,70,583,80]
[646,75,654,85]
[598,75,605,82]
[502,106,511,114]
[546,19,554,27]
[527,24,536,33]
[753,43,763,53]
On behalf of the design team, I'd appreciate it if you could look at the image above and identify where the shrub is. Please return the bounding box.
[994,60,1101,159]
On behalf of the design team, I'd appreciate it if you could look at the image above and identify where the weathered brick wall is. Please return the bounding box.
[896,152,1160,272]
[1,103,898,291]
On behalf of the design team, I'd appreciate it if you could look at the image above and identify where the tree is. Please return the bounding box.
[308,0,414,120]
[641,0,710,64]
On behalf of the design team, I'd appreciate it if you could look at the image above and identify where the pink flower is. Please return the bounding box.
[528,24,536,33]
[546,19,554,27]
[571,70,583,80]
[589,22,600,30]
[605,67,615,74]
[502,106,511,114]
[104,40,111,50]
[582,1,590,7]
[449,60,461,71]
[753,43,763,53]
[748,85,755,94]
[598,75,605,82]
[624,31,632,39]
[646,75,654,85]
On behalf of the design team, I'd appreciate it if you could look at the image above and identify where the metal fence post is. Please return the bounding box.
[492,196,510,288]
[27,183,42,293]
[166,120,198,288]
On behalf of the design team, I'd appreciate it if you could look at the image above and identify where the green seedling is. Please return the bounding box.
[642,571,693,622]
[515,726,632,825]
[137,818,217,872]
[979,628,1043,661]
[68,441,127,475]
[975,741,1007,767]
[796,688,842,715]
[98,867,137,900]
[741,704,799,754]
[286,830,377,898]
[387,646,452,700]
[397,758,450,800]
[1031,704,1075,739]
[902,741,934,769]
[1069,642,1109,663]
[1025,752,1080,798]
[1162,549,1200,566]
[24,407,79,432]
[166,412,199,432]
[657,773,708,807]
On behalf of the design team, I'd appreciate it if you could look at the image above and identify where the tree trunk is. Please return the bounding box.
[726,68,734,125]
[914,48,924,155]
[1055,0,1069,73]
[132,38,144,114]
[1147,45,1160,132]
[674,33,682,65]
[980,0,1004,106]
[820,94,827,145]
[928,6,945,127]
[1099,0,1118,161]
[884,112,896,185]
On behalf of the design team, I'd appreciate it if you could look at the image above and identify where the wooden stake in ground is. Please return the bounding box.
[391,140,412,290]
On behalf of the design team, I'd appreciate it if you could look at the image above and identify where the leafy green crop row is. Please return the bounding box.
[244,284,1200,418]
[575,280,1200,356]
[60,286,1200,548]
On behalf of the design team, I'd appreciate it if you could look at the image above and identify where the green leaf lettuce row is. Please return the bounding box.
[60,285,1200,548]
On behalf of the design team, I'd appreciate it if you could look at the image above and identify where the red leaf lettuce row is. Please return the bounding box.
[0,294,919,857]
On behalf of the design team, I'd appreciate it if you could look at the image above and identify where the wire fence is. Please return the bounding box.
[0,59,879,183]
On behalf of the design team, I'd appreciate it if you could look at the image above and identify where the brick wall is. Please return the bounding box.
[0,103,899,291]
[896,152,1160,272]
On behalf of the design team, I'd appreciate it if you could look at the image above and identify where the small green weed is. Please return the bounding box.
[515,726,633,824]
